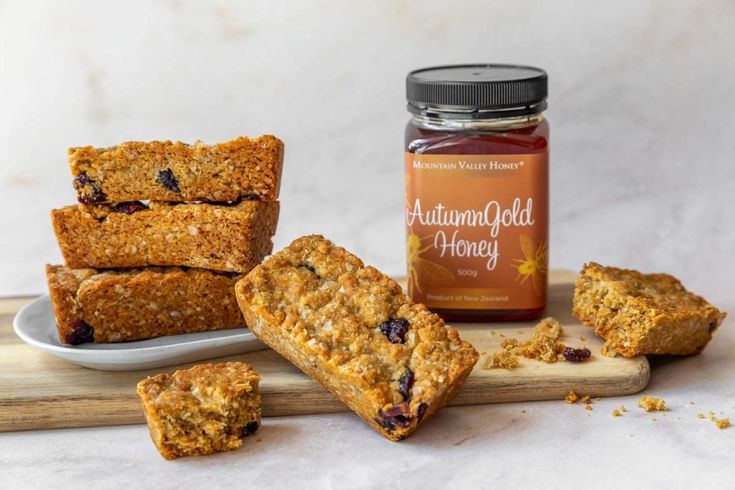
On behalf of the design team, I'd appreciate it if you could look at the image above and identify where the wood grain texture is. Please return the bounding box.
[0,270,649,432]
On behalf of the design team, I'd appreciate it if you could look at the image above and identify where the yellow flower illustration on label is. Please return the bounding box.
[406,232,455,295]
[511,234,548,295]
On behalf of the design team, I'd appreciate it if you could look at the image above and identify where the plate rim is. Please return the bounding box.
[12,293,261,358]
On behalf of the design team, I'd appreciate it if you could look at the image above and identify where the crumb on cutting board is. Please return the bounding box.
[482,317,590,369]
[516,317,566,363]
[481,350,520,370]
[501,338,520,350]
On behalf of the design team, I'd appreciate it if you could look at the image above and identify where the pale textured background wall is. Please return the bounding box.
[1,0,733,303]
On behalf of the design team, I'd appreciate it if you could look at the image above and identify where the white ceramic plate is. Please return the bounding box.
[13,294,267,371]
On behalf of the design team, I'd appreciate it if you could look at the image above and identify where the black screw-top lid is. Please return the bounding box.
[406,64,548,118]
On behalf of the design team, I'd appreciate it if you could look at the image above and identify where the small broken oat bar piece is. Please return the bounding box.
[136,362,261,460]
[572,262,726,357]
[235,235,479,441]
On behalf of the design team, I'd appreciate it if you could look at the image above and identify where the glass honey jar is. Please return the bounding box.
[404,64,549,322]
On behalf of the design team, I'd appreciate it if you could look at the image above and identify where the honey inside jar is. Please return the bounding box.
[404,64,549,322]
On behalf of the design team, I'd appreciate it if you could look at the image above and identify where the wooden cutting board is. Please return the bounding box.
[0,270,649,432]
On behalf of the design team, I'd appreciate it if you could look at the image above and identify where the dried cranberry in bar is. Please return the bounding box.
[158,168,180,193]
[73,172,107,204]
[379,318,409,344]
[112,201,148,215]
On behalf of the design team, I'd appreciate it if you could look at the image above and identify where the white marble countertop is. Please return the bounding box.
[2,1,735,488]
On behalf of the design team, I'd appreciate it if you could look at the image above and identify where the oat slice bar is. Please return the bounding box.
[46,265,246,344]
[235,235,479,441]
[69,135,283,203]
[51,200,279,272]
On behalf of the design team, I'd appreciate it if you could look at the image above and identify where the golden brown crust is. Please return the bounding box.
[136,362,261,460]
[572,262,726,357]
[51,200,279,272]
[46,265,245,344]
[69,135,284,202]
[235,234,479,441]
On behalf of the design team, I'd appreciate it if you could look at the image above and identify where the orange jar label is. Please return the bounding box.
[404,152,548,310]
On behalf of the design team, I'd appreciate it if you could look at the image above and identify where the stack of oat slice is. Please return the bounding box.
[46,136,283,345]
